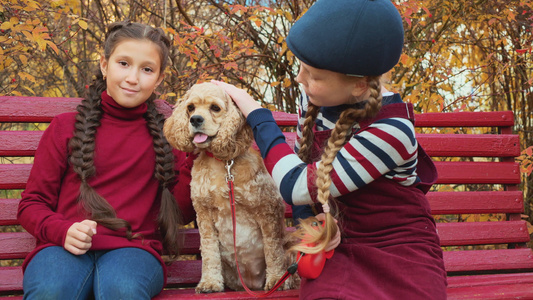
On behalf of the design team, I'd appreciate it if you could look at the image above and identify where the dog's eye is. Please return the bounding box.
[210,104,221,112]
[187,104,195,112]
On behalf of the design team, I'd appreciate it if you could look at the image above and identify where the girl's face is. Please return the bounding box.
[100,39,164,108]
[296,61,368,107]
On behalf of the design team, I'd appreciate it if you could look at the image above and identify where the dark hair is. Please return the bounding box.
[68,20,182,259]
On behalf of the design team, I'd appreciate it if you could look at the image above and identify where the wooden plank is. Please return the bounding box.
[0,232,35,260]
[414,111,515,128]
[437,221,530,246]
[434,161,520,184]
[0,132,521,159]
[0,96,81,123]
[0,131,43,156]
[271,111,298,127]
[0,267,23,293]
[166,260,202,286]
[0,164,32,189]
[0,199,20,226]
[428,191,523,215]
[180,229,201,255]
[252,132,297,153]
[0,97,172,123]
[444,248,533,273]
[447,283,533,299]
[417,134,520,157]
[269,111,516,128]
[447,272,533,288]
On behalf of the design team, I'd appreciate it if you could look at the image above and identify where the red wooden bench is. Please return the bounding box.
[1,96,532,299]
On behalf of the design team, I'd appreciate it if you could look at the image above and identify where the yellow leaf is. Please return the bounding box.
[22,30,33,41]
[525,221,533,235]
[46,40,59,55]
[285,11,292,22]
[22,85,36,95]
[78,20,88,30]
[19,72,36,82]
[5,57,14,67]
[19,54,28,65]
[0,22,12,30]
[282,77,291,88]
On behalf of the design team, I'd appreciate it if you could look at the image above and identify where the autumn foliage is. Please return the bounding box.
[1,0,532,219]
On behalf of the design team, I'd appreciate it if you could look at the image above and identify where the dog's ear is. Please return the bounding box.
[209,93,253,160]
[163,93,196,153]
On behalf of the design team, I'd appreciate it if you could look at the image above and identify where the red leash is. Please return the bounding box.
[225,160,297,297]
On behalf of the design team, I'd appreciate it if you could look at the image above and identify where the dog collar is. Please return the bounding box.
[205,151,223,161]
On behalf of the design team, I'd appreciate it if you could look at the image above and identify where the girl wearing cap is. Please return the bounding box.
[213,0,447,298]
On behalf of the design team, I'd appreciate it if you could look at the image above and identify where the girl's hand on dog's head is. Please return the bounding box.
[211,80,262,117]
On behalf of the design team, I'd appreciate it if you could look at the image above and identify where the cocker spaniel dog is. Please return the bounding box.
[163,82,297,293]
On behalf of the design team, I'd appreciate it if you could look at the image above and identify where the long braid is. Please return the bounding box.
[68,71,135,239]
[291,76,383,254]
[144,98,183,259]
[297,103,320,164]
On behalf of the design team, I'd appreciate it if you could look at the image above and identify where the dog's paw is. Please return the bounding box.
[195,279,225,293]
[283,274,301,290]
[264,273,300,291]
[264,273,285,291]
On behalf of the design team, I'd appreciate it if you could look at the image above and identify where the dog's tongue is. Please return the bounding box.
[193,133,209,143]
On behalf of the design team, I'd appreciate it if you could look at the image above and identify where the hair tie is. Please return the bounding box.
[322,202,330,214]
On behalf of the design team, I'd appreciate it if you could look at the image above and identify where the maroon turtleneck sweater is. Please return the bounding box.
[18,91,195,282]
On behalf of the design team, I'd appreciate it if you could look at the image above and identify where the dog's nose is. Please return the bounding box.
[190,115,204,128]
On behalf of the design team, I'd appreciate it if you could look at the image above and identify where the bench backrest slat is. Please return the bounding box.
[434,161,520,184]
[0,131,43,157]
[414,111,515,127]
[437,221,530,246]
[0,97,82,123]
[444,248,533,274]
[0,199,20,226]
[0,162,521,190]
[418,134,520,157]
[2,131,520,158]
[273,110,516,128]
[428,191,523,214]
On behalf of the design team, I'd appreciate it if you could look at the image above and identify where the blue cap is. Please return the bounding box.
[286,0,404,77]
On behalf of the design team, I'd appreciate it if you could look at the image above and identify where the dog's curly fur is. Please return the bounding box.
[164,82,298,293]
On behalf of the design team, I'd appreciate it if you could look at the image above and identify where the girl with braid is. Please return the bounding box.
[18,21,195,299]
[214,0,447,298]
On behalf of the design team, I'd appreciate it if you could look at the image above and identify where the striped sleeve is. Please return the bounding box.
[246,106,419,207]
[328,118,418,197]
[262,118,418,206]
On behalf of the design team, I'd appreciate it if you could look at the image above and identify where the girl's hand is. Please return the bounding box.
[211,80,262,117]
[64,219,97,255]
[315,213,341,252]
